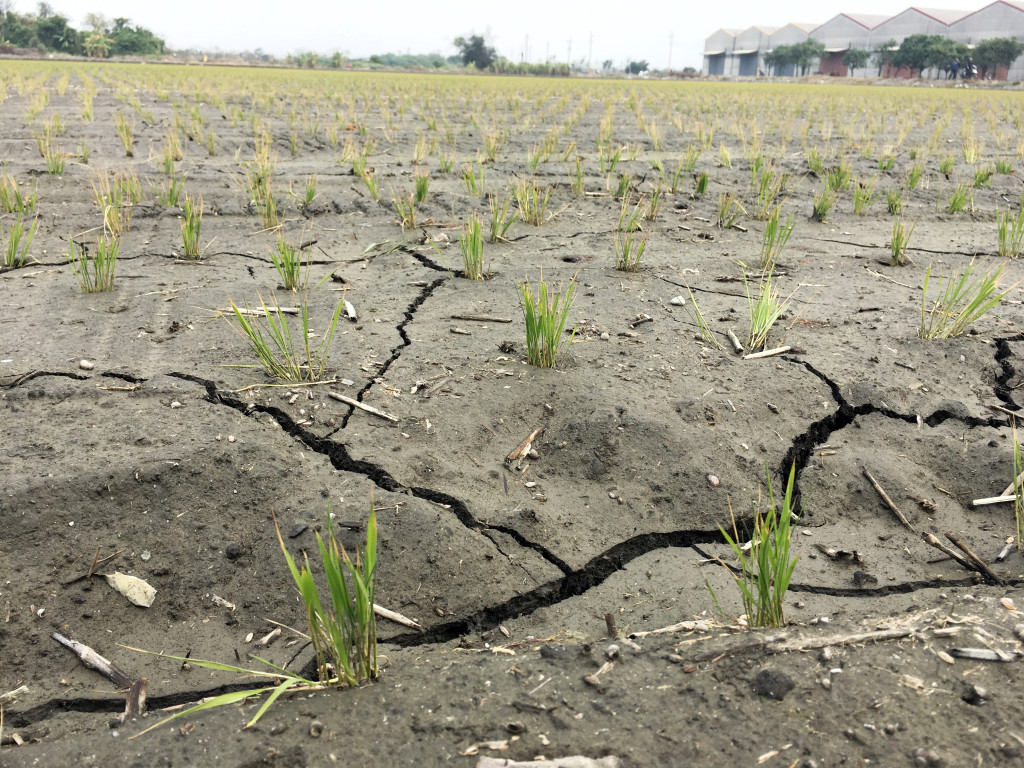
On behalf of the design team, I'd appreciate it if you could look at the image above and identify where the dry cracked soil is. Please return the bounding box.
[2,67,1024,768]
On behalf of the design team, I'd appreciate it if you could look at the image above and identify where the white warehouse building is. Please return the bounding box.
[703,1,1024,79]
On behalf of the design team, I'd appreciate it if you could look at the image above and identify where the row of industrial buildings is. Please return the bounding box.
[703,0,1024,79]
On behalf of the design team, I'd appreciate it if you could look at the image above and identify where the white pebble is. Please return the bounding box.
[227,435,236,443]
[170,401,182,409]
[600,332,610,340]
[670,296,686,306]
[79,359,94,370]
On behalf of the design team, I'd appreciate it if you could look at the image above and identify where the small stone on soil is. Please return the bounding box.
[225,543,244,560]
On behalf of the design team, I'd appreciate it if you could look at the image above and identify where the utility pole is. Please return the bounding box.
[588,32,593,72]
[668,32,673,74]
[567,39,572,66]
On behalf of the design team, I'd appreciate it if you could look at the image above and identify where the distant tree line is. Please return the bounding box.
[883,34,1024,78]
[0,3,163,57]
[764,40,826,75]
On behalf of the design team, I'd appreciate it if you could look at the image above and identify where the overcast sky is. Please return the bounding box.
[14,1,982,68]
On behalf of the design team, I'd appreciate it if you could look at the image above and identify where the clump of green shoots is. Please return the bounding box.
[115,112,134,157]
[825,159,852,193]
[460,213,485,280]
[694,171,710,196]
[753,163,786,220]
[852,176,877,215]
[414,171,430,203]
[973,167,994,188]
[889,219,915,266]
[715,464,799,628]
[907,163,925,189]
[156,174,185,207]
[644,184,665,222]
[91,169,140,236]
[180,194,204,259]
[996,159,1014,174]
[461,162,485,196]
[514,178,551,226]
[227,293,345,381]
[760,207,794,271]
[271,226,313,291]
[570,156,585,196]
[0,169,37,214]
[717,192,743,229]
[489,194,518,243]
[946,183,973,214]
[998,208,1024,258]
[352,158,380,201]
[939,156,955,175]
[885,187,905,215]
[919,259,1011,340]
[2,215,39,267]
[615,229,647,272]
[127,501,379,738]
[390,186,416,230]
[680,282,722,349]
[745,268,794,350]
[66,231,120,292]
[811,189,837,222]
[519,272,577,368]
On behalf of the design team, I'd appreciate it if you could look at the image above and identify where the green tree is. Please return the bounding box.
[602,59,613,71]
[873,39,897,75]
[626,60,649,74]
[108,18,164,56]
[843,48,871,73]
[764,44,794,75]
[84,30,110,58]
[35,12,78,53]
[454,35,496,69]
[973,37,1024,78]
[891,34,946,77]
[330,51,343,68]
[792,39,825,75]
[2,10,39,47]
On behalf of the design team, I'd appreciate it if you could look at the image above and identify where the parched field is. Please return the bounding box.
[3,62,1024,767]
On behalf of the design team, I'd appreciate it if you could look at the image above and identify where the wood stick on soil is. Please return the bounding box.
[328,392,399,422]
[726,329,744,355]
[218,306,299,316]
[685,627,915,664]
[743,345,792,360]
[505,427,544,467]
[944,532,1005,585]
[52,632,132,688]
[862,467,915,531]
[987,403,1020,419]
[922,533,986,580]
[450,314,513,323]
[1001,470,1024,498]
[121,678,148,721]
[973,494,1016,507]
[374,604,423,630]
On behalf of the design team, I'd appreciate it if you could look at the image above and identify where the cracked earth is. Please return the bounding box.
[3,69,1024,767]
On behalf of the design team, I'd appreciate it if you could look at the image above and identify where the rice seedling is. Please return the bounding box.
[825,159,852,193]
[488,194,518,243]
[126,499,379,738]
[1013,423,1024,551]
[644,184,665,222]
[753,164,786,220]
[40,137,65,175]
[946,183,973,214]
[180,194,204,259]
[884,187,905,215]
[0,169,37,215]
[997,208,1024,258]
[852,176,877,215]
[889,219,915,266]
[352,158,380,201]
[519,272,577,368]
[413,136,429,166]
[77,141,89,165]
[155,174,185,207]
[2,215,38,268]
[996,159,1014,174]
[760,208,794,271]
[459,213,485,280]
[618,197,644,233]
[811,189,836,222]
[514,178,551,226]
[390,187,416,230]
[714,464,799,628]
[907,163,925,190]
[206,130,217,156]
[615,229,647,272]
[461,163,485,197]
[115,112,134,157]
[270,230,311,291]
[598,143,622,174]
[299,175,318,212]
[717,144,731,169]
[613,173,633,199]
[91,170,137,236]
[694,172,709,196]
[717,192,743,229]
[745,268,793,350]
[439,152,455,173]
[962,135,982,164]
[973,167,994,188]
[939,156,955,175]
[414,171,430,203]
[877,154,895,171]
[570,156,585,196]
[805,147,825,175]
[679,282,722,349]
[226,293,345,382]
[919,259,1011,340]
[65,233,120,293]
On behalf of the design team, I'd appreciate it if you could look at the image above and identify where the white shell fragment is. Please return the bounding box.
[670,296,686,306]
[105,572,157,607]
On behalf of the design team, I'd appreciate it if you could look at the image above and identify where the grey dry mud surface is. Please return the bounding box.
[2,68,1024,767]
